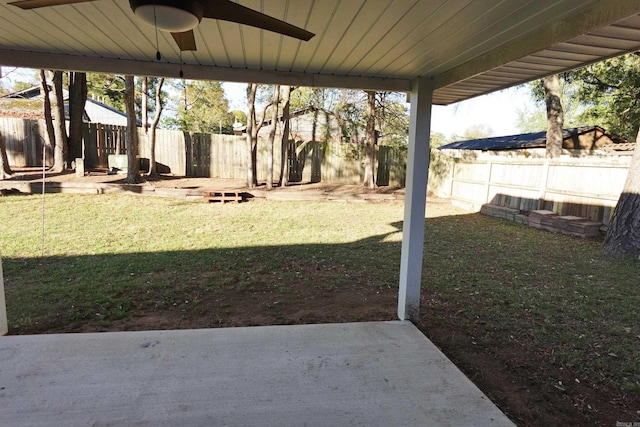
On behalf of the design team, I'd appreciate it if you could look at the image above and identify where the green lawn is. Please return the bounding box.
[0,193,638,403]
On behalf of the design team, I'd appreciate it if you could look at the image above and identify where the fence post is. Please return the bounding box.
[539,159,551,209]
[484,160,493,204]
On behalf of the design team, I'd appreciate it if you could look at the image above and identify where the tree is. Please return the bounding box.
[87,73,125,112]
[363,91,376,189]
[67,71,87,168]
[376,92,409,146]
[526,55,640,255]
[0,132,12,179]
[50,70,67,173]
[543,74,564,158]
[567,54,640,141]
[171,80,233,133]
[245,83,272,187]
[521,77,591,134]
[147,77,165,175]
[279,86,292,187]
[141,77,149,134]
[124,75,139,184]
[603,130,640,256]
[266,85,280,189]
[462,124,494,140]
[39,70,55,156]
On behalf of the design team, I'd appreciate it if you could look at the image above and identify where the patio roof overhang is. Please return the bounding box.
[2,0,640,324]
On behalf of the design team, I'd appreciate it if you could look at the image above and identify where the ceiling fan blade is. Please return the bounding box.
[172,30,197,52]
[202,0,314,41]
[8,0,97,9]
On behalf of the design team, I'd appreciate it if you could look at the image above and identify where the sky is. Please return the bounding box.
[1,66,536,138]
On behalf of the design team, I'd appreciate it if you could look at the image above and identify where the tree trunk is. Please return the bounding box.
[142,77,149,134]
[39,70,55,155]
[50,70,67,173]
[246,83,257,188]
[363,90,377,188]
[544,74,564,159]
[603,127,640,256]
[0,132,13,179]
[68,71,87,169]
[279,85,291,187]
[148,78,164,176]
[124,75,139,184]
[266,85,280,190]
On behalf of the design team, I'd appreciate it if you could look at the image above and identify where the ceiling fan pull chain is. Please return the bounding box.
[153,1,161,61]
[179,49,184,78]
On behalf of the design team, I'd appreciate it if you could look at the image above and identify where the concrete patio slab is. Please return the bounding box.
[0,321,514,426]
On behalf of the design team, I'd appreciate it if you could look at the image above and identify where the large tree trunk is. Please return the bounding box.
[544,74,564,159]
[148,78,164,176]
[363,90,377,189]
[68,71,87,169]
[124,75,139,184]
[603,128,640,256]
[266,85,280,190]
[0,132,13,179]
[279,85,291,187]
[50,70,67,173]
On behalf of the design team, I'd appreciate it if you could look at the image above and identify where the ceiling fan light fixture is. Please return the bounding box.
[131,0,203,33]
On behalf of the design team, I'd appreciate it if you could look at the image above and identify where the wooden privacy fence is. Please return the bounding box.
[0,117,53,166]
[429,150,632,225]
[1,117,406,186]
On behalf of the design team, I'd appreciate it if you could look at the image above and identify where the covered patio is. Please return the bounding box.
[2,0,640,424]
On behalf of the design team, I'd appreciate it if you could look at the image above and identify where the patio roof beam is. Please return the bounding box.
[0,49,412,94]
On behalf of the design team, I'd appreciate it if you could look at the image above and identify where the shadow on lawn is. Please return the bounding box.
[3,224,405,336]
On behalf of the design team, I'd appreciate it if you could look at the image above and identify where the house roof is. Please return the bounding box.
[438,126,623,151]
[1,85,134,124]
[1,1,640,105]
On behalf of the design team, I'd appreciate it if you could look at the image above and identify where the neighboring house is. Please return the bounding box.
[0,86,139,126]
[439,126,632,153]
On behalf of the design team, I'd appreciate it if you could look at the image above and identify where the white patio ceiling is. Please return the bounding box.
[2,0,640,105]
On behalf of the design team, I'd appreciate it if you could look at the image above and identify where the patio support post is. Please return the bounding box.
[0,253,7,335]
[398,76,433,323]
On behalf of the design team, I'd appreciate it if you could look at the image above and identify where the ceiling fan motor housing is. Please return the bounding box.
[130,0,204,33]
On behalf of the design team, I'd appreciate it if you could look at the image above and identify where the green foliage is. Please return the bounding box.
[168,80,235,134]
[523,54,640,140]
[462,123,493,140]
[569,54,640,140]
[231,109,247,126]
[429,132,449,148]
[289,88,409,145]
[86,73,126,111]
[519,78,592,133]
[136,77,166,121]
[377,92,409,146]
